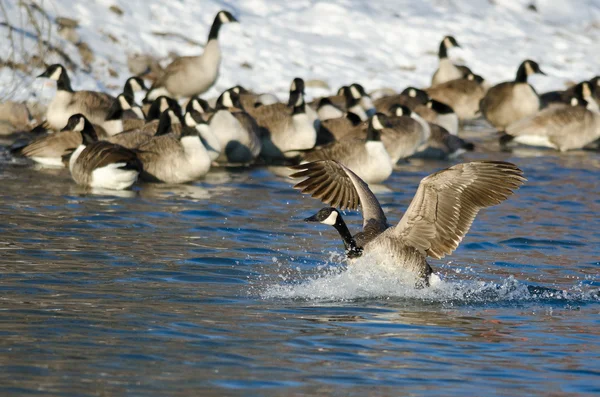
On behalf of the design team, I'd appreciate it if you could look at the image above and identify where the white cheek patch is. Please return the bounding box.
[168,110,181,125]
[192,100,205,113]
[119,95,131,110]
[130,79,142,92]
[524,62,534,76]
[295,94,304,107]
[219,12,229,24]
[185,112,196,126]
[222,92,234,108]
[408,89,416,97]
[159,98,170,112]
[132,107,145,119]
[443,37,452,49]
[372,115,384,130]
[290,81,297,91]
[321,211,338,226]
[49,67,62,81]
[350,86,361,99]
[75,118,85,131]
[582,83,592,99]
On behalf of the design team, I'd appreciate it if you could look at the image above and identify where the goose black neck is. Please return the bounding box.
[515,63,529,83]
[122,85,135,103]
[332,216,362,258]
[156,112,174,136]
[105,99,123,121]
[208,15,223,41]
[81,124,98,145]
[438,41,448,59]
[56,70,73,92]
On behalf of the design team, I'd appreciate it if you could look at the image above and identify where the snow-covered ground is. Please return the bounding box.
[1,0,599,105]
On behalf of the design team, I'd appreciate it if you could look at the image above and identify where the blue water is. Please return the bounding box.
[0,131,599,396]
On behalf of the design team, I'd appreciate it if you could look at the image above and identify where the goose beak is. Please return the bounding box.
[230,16,239,23]
[304,214,319,222]
[37,71,50,78]
[538,69,547,76]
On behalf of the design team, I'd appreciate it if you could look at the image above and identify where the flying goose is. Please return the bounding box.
[431,36,472,87]
[301,114,393,184]
[69,115,142,190]
[291,160,525,287]
[136,110,217,184]
[37,64,116,130]
[208,90,262,163]
[19,114,94,167]
[500,83,600,151]
[480,59,545,130]
[426,73,487,120]
[146,10,238,100]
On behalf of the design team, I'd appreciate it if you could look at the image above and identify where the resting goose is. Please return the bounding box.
[301,114,392,184]
[291,160,525,287]
[146,10,238,100]
[480,59,545,130]
[37,64,115,130]
[20,114,95,167]
[500,83,600,151]
[69,115,142,190]
[374,87,429,115]
[431,36,472,86]
[426,73,487,120]
[137,110,217,184]
[106,108,180,149]
[208,90,262,163]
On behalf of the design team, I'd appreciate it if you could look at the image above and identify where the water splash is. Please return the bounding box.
[261,253,600,304]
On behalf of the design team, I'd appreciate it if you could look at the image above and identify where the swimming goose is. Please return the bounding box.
[146,10,238,100]
[291,160,525,287]
[500,84,600,151]
[431,36,471,86]
[136,110,216,184]
[426,73,487,120]
[69,115,142,190]
[480,60,545,130]
[208,90,262,163]
[37,64,115,130]
[245,89,317,160]
[301,114,392,184]
[20,114,94,167]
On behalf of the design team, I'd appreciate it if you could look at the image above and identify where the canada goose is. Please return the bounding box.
[207,90,262,163]
[500,84,600,151]
[312,83,374,119]
[105,108,180,149]
[186,96,214,122]
[184,110,221,161]
[301,114,393,184]
[414,122,475,160]
[292,160,525,287]
[246,89,317,160]
[20,114,92,167]
[146,10,238,100]
[350,83,376,117]
[431,36,472,86]
[101,94,146,136]
[317,98,345,121]
[37,64,115,130]
[374,87,429,114]
[415,99,459,136]
[309,85,347,112]
[426,73,487,120]
[136,110,216,184]
[350,107,430,164]
[480,59,545,130]
[316,112,363,145]
[69,115,142,190]
[122,76,147,103]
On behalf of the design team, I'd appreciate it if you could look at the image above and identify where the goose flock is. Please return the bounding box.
[8,10,600,287]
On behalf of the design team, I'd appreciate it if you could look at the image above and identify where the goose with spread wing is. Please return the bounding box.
[291,160,525,287]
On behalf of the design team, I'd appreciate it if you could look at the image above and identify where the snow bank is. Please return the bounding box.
[1,0,599,104]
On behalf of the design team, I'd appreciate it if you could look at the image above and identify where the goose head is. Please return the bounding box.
[426,99,455,115]
[186,96,212,115]
[350,83,375,115]
[401,87,429,104]
[289,91,306,115]
[105,94,135,121]
[516,60,545,83]
[37,63,72,91]
[215,89,241,110]
[147,96,181,121]
[439,35,460,58]
[304,207,363,258]
[466,73,485,84]
[208,10,239,40]
[123,76,147,103]
[64,114,98,145]
[367,113,385,141]
[155,109,182,136]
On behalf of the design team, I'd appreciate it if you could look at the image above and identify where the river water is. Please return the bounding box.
[0,129,599,396]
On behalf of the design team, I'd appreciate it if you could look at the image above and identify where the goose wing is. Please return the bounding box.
[392,161,525,259]
[290,160,388,236]
[82,142,142,172]
[506,105,592,137]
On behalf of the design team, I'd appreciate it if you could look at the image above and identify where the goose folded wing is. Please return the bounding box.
[85,142,143,172]
[392,161,525,259]
[290,160,388,234]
